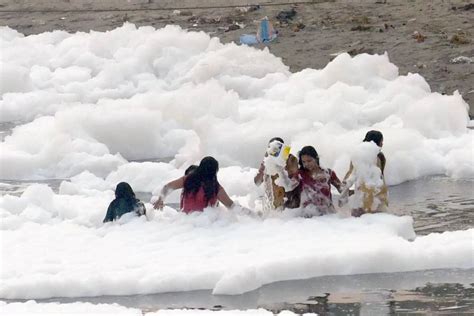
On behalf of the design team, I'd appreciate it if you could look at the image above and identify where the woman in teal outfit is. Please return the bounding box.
[103,182,146,222]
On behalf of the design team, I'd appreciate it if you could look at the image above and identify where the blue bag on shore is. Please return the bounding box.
[240,17,277,45]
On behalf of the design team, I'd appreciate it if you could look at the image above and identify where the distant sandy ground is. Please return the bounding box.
[1,0,472,117]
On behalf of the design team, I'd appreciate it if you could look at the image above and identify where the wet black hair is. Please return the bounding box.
[363,130,383,147]
[269,137,284,144]
[115,182,136,200]
[114,182,140,214]
[184,165,198,176]
[183,156,219,203]
[298,146,320,170]
[364,130,386,173]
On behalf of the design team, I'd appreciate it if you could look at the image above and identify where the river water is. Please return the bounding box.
[2,121,473,314]
[1,175,473,315]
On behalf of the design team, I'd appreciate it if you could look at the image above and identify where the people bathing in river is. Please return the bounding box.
[103,182,146,222]
[153,156,234,213]
[254,137,299,211]
[341,130,388,217]
[260,144,343,215]
[108,131,387,220]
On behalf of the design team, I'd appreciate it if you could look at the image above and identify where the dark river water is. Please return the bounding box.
[7,269,474,315]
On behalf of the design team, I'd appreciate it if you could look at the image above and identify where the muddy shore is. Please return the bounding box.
[1,0,473,116]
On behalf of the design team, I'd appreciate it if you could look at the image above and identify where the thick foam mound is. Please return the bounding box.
[0,301,303,315]
[0,24,472,183]
[0,301,141,316]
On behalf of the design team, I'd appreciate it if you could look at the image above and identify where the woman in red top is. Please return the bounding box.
[297,146,342,215]
[153,157,234,213]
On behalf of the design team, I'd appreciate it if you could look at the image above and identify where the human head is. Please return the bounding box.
[184,164,198,176]
[184,156,220,203]
[198,156,219,178]
[115,182,135,199]
[298,146,320,171]
[363,130,384,147]
[268,137,284,144]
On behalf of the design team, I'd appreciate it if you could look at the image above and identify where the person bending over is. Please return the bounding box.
[154,157,234,213]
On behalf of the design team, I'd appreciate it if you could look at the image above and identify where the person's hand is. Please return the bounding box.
[153,197,164,210]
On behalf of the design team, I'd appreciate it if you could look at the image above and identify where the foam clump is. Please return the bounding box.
[0,24,471,183]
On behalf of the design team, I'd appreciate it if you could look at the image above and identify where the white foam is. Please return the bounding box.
[0,301,305,316]
[1,186,472,299]
[0,301,141,315]
[0,24,471,183]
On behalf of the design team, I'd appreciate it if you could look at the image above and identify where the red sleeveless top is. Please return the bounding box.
[181,186,219,214]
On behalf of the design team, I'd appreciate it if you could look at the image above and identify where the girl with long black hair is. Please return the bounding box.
[154,156,234,213]
[296,146,342,215]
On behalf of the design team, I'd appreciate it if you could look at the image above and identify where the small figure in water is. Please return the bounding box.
[295,146,342,215]
[342,130,388,217]
[103,182,146,222]
[154,156,234,213]
[254,137,299,211]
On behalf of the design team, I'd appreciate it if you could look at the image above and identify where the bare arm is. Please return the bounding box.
[343,162,354,182]
[164,177,185,191]
[330,170,343,193]
[280,154,300,191]
[254,162,265,185]
[378,153,386,175]
[153,176,185,209]
[338,164,354,207]
[217,186,234,209]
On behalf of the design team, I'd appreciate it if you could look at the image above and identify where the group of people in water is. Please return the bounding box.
[104,130,388,222]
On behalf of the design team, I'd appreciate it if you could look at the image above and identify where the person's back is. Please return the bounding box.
[153,156,235,213]
[103,182,146,222]
[270,154,299,209]
[355,151,388,214]
[341,130,388,217]
[182,185,219,214]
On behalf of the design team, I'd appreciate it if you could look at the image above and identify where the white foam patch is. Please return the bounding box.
[0,301,141,315]
[0,24,471,183]
[0,186,472,299]
[0,301,304,316]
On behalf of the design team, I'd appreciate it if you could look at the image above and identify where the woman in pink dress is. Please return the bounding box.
[153,157,234,213]
[297,146,342,215]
